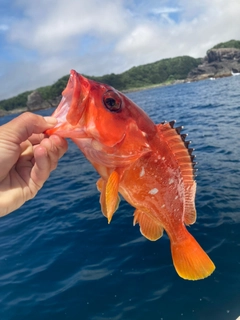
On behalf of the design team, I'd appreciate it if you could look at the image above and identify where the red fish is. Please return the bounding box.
[46,70,215,280]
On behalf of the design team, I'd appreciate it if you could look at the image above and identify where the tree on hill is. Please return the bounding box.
[0,91,32,111]
[0,55,201,112]
[212,39,240,49]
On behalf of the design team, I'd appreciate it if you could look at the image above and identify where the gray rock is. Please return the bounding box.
[27,91,61,111]
[187,48,240,81]
[0,109,7,117]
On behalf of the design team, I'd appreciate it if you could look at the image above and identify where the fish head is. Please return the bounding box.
[46,70,156,159]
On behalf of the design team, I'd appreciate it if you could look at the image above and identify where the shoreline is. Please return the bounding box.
[0,79,185,118]
[0,73,237,118]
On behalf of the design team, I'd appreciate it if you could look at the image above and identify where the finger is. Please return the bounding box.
[28,133,47,145]
[30,145,51,194]
[30,135,68,192]
[48,135,68,160]
[39,135,68,171]
[0,112,57,145]
[0,113,57,181]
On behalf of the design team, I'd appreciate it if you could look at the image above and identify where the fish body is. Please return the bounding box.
[46,70,215,280]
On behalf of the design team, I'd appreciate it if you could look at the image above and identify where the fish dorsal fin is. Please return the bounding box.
[133,209,164,241]
[157,121,197,225]
[96,171,120,224]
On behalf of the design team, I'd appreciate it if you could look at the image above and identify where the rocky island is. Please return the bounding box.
[187,47,240,81]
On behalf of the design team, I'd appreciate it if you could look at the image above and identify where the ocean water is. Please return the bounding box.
[0,75,240,320]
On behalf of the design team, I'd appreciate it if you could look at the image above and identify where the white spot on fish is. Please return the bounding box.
[148,188,159,195]
[175,195,179,200]
[162,157,165,161]
[161,204,165,208]
[91,140,103,151]
[168,178,174,185]
[140,167,145,177]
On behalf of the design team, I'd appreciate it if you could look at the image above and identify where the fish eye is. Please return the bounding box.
[103,91,122,112]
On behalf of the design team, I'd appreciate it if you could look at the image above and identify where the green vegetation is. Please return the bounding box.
[0,91,32,111]
[0,55,200,112]
[37,75,69,100]
[212,39,240,50]
[88,56,201,91]
[0,75,70,112]
[1,38,239,113]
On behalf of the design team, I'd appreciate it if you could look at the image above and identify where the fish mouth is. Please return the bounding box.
[45,69,90,138]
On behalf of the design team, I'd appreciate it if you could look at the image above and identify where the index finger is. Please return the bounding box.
[0,113,57,145]
[28,133,47,145]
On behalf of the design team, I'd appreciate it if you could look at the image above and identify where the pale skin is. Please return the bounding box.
[0,112,68,217]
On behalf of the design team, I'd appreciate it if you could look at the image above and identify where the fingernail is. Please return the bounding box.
[44,116,58,125]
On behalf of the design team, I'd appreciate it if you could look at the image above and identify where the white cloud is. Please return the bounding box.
[115,0,240,64]
[1,0,240,100]
[9,0,130,53]
[152,7,182,14]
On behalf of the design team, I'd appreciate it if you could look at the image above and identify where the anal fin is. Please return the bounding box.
[133,209,164,241]
[96,177,107,218]
[96,171,120,224]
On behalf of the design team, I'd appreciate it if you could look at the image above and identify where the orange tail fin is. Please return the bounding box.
[170,229,215,280]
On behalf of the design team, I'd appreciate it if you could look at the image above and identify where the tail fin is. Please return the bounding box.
[170,229,215,280]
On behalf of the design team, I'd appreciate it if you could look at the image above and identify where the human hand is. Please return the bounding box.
[0,112,68,216]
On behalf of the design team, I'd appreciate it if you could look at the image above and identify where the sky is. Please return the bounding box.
[0,0,240,100]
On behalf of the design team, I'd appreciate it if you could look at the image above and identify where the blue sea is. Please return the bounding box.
[0,76,240,320]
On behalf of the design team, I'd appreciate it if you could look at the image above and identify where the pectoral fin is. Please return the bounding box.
[96,171,120,224]
[133,209,164,241]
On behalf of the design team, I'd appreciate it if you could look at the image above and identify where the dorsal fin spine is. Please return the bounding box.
[158,121,196,172]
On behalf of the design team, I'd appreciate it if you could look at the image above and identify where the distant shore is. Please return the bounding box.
[0,79,185,118]
[1,41,240,118]
[0,70,238,118]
